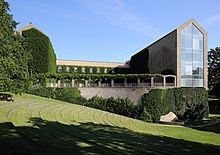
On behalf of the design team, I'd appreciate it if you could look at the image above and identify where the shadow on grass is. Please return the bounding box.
[0,118,220,155]
[185,116,220,134]
[189,122,220,134]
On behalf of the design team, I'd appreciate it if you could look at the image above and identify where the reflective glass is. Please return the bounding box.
[181,24,204,87]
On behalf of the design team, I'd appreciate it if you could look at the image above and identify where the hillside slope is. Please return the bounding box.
[0,94,220,154]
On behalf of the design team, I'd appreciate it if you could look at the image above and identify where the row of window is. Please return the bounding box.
[57,66,112,73]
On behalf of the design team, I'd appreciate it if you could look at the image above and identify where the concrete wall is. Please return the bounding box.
[78,87,151,105]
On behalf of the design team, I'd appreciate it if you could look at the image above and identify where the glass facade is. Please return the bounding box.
[181,24,204,87]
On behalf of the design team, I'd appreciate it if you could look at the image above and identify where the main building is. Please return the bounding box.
[18,19,207,89]
[56,19,207,89]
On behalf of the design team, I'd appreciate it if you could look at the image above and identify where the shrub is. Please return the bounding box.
[27,87,86,105]
[54,88,86,105]
[86,96,107,110]
[140,88,208,122]
[27,87,55,98]
[86,96,136,118]
[140,89,173,122]
[139,107,152,122]
[209,99,220,114]
[22,28,56,74]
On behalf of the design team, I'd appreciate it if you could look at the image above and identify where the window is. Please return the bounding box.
[89,68,93,73]
[57,66,62,72]
[66,66,70,72]
[97,68,100,73]
[104,68,108,73]
[81,67,85,73]
[74,67,78,72]
[181,24,204,87]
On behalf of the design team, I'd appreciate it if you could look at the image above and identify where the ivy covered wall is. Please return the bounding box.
[22,28,56,74]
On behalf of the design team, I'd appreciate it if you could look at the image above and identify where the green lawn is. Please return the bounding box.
[0,94,220,154]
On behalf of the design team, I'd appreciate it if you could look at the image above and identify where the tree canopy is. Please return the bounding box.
[0,0,31,93]
[208,47,220,96]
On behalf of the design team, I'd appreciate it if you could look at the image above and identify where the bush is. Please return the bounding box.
[27,87,55,98]
[86,96,136,118]
[209,99,220,114]
[140,89,174,122]
[27,87,86,105]
[54,88,86,105]
[140,88,209,122]
[209,83,220,97]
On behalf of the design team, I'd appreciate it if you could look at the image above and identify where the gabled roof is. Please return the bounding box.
[17,23,44,34]
[176,18,207,35]
[129,19,207,61]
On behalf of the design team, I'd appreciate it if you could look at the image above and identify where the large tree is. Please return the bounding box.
[0,0,30,93]
[208,47,220,96]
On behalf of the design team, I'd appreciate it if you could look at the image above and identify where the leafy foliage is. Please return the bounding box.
[31,72,162,86]
[28,87,55,98]
[140,88,208,122]
[22,28,56,74]
[141,89,174,122]
[86,96,136,117]
[27,87,87,105]
[0,0,31,93]
[54,87,87,105]
[209,99,220,114]
[208,47,220,93]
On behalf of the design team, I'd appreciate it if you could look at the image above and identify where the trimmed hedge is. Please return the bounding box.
[86,96,137,118]
[209,99,220,114]
[140,89,174,122]
[54,87,87,105]
[22,28,56,74]
[27,87,87,105]
[140,88,209,122]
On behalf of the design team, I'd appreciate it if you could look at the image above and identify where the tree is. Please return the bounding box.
[208,47,220,96]
[0,0,31,93]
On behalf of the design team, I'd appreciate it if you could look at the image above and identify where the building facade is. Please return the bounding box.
[19,19,207,89]
[129,19,207,89]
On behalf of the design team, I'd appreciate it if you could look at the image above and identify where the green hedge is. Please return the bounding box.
[140,89,174,122]
[209,99,220,114]
[140,88,209,122]
[32,73,161,82]
[86,96,137,117]
[22,28,56,74]
[27,87,86,105]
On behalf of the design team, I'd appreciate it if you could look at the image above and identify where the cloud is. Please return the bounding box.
[201,14,220,25]
[78,0,161,38]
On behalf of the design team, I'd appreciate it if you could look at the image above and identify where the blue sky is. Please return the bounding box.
[8,0,220,62]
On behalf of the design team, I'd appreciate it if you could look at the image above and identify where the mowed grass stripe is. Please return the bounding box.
[60,105,77,125]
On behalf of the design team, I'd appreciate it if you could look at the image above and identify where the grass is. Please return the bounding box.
[0,93,220,154]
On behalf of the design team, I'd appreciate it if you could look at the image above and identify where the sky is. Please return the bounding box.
[7,0,220,62]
